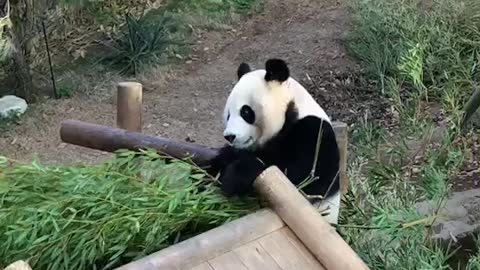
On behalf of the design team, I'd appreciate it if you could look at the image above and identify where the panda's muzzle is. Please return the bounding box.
[224,135,236,143]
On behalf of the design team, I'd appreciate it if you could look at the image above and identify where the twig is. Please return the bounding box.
[402,215,439,229]
[42,20,58,99]
[337,224,385,230]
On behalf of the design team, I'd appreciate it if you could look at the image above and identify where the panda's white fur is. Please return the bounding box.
[223,69,331,146]
[210,59,341,224]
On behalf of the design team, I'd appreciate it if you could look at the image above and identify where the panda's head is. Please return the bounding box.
[223,59,295,150]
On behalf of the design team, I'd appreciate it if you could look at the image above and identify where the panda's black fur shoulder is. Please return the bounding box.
[208,101,340,199]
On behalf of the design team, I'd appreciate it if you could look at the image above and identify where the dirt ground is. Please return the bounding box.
[1,0,383,165]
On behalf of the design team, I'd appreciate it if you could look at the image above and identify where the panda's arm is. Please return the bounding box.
[285,116,340,197]
[207,145,266,197]
[205,145,238,176]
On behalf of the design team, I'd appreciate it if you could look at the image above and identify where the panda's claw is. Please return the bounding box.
[219,155,266,197]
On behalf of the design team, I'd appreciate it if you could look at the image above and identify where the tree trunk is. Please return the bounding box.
[10,29,33,101]
[8,0,35,102]
[461,86,480,130]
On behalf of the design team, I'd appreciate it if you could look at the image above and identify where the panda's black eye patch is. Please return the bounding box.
[240,105,255,124]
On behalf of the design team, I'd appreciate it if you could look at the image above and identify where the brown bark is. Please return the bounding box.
[7,0,35,102]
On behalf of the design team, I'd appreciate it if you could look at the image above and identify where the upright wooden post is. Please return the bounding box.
[255,166,369,270]
[117,82,143,132]
[333,122,349,194]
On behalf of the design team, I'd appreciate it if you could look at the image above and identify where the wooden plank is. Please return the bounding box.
[280,228,326,269]
[258,230,324,270]
[189,263,214,270]
[234,240,282,270]
[115,209,285,270]
[208,252,248,270]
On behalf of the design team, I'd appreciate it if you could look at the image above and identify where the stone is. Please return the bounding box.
[0,95,28,118]
[416,189,480,241]
[4,260,32,270]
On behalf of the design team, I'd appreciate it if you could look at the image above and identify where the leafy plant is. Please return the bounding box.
[341,0,480,268]
[57,85,74,98]
[0,150,260,269]
[101,12,183,75]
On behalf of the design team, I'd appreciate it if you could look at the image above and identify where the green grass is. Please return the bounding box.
[0,110,23,133]
[342,0,480,268]
[0,150,260,270]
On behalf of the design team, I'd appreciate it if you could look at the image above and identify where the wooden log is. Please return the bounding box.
[117,82,143,132]
[254,166,369,270]
[4,260,32,270]
[114,209,285,270]
[60,120,218,165]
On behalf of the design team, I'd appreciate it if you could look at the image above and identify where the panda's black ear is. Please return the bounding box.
[237,63,251,79]
[265,59,289,82]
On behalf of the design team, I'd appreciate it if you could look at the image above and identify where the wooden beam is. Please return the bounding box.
[117,82,143,132]
[254,166,369,270]
[60,120,218,165]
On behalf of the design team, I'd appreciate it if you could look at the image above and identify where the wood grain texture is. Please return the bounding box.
[280,228,326,269]
[258,229,324,270]
[115,209,284,270]
[208,252,249,270]
[233,241,282,270]
[189,263,214,270]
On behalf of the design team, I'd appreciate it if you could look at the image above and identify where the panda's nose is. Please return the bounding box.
[224,135,236,143]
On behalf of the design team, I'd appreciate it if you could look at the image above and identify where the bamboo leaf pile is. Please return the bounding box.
[0,150,260,269]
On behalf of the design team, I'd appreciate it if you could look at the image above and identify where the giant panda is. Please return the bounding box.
[208,58,341,224]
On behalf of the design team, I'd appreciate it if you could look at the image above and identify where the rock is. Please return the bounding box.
[416,189,480,241]
[0,95,28,118]
[4,260,32,270]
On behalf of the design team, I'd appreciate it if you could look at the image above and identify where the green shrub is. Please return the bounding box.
[101,12,184,75]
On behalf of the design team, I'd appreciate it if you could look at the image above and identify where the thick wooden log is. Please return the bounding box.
[60,120,218,165]
[117,82,143,132]
[254,166,369,270]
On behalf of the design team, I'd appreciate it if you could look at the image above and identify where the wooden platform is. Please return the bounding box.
[189,226,325,270]
[116,209,326,270]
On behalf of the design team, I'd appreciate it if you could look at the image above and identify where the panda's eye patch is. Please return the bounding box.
[240,105,255,124]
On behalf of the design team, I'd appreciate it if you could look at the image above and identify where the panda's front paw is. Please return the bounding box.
[219,157,266,197]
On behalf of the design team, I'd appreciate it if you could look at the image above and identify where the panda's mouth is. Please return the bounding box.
[233,136,254,149]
